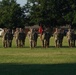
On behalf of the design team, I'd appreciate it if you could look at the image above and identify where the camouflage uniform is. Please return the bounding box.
[28,28,34,48]
[66,29,73,47]
[1,28,8,47]
[53,28,60,47]
[14,28,19,47]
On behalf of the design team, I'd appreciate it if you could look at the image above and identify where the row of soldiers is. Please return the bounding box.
[53,28,76,48]
[1,27,76,48]
[28,27,76,48]
[14,28,26,47]
[1,28,38,48]
[1,28,13,47]
[1,28,26,48]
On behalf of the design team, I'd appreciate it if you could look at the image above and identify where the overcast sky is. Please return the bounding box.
[0,0,27,6]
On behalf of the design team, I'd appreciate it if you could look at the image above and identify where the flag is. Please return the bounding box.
[38,26,43,34]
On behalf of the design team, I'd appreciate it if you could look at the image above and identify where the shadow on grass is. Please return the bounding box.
[0,46,76,48]
[31,46,76,48]
[0,63,76,75]
[49,46,76,48]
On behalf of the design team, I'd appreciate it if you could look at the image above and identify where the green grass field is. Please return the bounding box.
[0,37,76,75]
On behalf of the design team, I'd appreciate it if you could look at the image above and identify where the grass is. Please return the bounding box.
[0,37,76,75]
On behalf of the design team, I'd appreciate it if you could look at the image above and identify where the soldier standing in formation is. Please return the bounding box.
[41,30,45,48]
[14,28,20,47]
[22,28,26,47]
[18,28,26,47]
[1,28,8,47]
[38,25,44,47]
[28,28,38,48]
[6,29,13,47]
[28,28,34,48]
[58,29,64,47]
[33,29,38,47]
[14,28,26,47]
[1,27,76,48]
[1,28,13,47]
[66,29,75,47]
[42,28,51,48]
[73,30,76,47]
[53,28,60,47]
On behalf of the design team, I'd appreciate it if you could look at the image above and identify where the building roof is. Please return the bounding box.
[25,25,39,29]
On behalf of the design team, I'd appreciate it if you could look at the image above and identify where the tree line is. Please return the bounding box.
[0,0,76,29]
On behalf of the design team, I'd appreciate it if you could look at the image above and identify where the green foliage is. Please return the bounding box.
[0,0,76,28]
[0,0,26,28]
[27,0,76,27]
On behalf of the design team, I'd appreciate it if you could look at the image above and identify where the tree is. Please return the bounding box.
[1,0,76,28]
[26,0,76,28]
[0,0,26,28]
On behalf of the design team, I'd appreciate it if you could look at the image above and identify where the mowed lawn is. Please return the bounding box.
[0,37,76,75]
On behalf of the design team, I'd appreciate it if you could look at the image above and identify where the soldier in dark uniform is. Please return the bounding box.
[22,28,26,47]
[73,29,76,47]
[41,30,45,48]
[59,29,64,47]
[43,28,51,48]
[6,29,13,47]
[33,29,38,47]
[18,28,26,47]
[71,29,75,47]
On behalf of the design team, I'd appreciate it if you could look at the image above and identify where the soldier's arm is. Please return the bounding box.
[1,31,4,37]
[66,32,68,38]
[53,32,55,38]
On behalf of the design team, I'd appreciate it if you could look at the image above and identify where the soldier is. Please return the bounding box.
[71,29,75,47]
[73,29,76,47]
[41,30,45,48]
[66,29,73,47]
[42,28,51,48]
[33,29,38,47]
[22,28,26,47]
[53,28,60,47]
[6,29,13,47]
[38,25,43,47]
[59,29,64,47]
[1,28,8,47]
[28,28,33,48]
[14,28,19,47]
[18,28,26,47]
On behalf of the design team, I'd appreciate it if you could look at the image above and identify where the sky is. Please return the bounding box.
[17,0,27,6]
[0,0,27,6]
